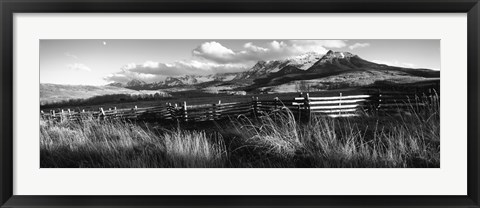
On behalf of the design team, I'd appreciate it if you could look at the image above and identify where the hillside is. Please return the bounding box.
[40,83,169,104]
[242,50,438,92]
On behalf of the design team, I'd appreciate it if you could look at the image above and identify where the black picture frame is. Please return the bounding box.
[1,0,479,207]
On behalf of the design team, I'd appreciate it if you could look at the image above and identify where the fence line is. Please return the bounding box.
[40,89,438,122]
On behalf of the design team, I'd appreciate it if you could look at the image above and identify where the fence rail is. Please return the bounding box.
[40,89,438,122]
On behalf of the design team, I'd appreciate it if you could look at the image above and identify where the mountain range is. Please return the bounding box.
[117,73,239,91]
[108,50,439,93]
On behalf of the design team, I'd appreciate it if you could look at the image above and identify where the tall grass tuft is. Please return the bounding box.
[224,94,440,168]
[163,129,226,168]
[40,118,227,168]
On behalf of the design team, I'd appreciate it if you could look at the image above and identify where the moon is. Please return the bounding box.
[102,41,107,45]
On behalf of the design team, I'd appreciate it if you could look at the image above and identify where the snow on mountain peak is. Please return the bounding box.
[323,50,355,59]
[126,79,147,87]
[288,52,324,70]
[293,51,321,59]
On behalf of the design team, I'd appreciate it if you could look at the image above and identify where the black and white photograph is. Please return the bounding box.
[39,39,440,168]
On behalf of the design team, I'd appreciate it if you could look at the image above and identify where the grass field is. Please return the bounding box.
[40,94,439,168]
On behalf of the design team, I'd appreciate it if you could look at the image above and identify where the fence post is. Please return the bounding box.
[99,108,105,120]
[211,103,217,120]
[167,103,172,120]
[304,93,311,121]
[298,93,303,120]
[80,109,85,120]
[132,106,137,119]
[183,101,188,122]
[251,96,258,118]
[274,97,279,110]
[377,89,382,111]
[174,103,178,120]
[339,93,342,115]
[251,96,255,117]
[256,97,259,115]
[217,100,221,119]
[369,89,382,115]
[163,103,167,120]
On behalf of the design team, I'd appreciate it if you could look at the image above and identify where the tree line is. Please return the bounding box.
[41,93,171,109]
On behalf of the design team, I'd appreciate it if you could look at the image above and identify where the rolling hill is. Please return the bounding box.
[40,84,170,104]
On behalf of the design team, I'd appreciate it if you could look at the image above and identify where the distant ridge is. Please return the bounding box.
[106,50,439,92]
[40,83,169,104]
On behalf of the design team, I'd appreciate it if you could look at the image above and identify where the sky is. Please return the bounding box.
[40,39,440,86]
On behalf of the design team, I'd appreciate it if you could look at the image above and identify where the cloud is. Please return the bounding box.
[104,60,247,84]
[289,40,347,49]
[193,41,235,57]
[373,60,416,68]
[192,42,237,64]
[67,63,91,71]
[192,40,347,64]
[243,42,269,53]
[104,71,164,84]
[349,43,370,50]
[65,52,79,59]
[268,40,287,51]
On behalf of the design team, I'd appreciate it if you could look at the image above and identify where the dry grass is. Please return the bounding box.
[40,95,439,168]
[40,119,226,168]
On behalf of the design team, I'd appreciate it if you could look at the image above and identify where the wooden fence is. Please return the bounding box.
[40,89,438,122]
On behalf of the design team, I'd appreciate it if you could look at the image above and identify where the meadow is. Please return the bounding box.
[40,94,439,168]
